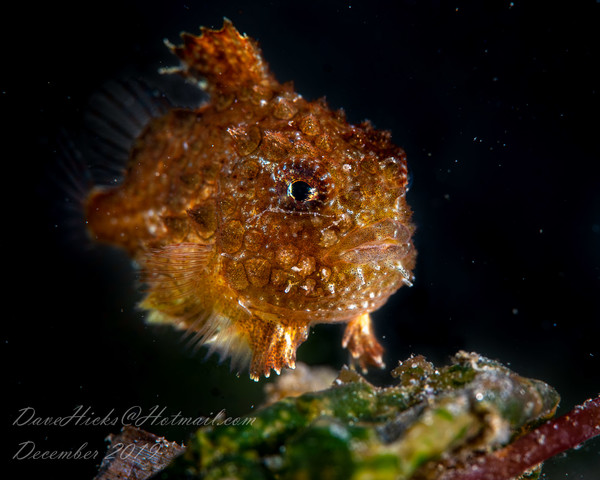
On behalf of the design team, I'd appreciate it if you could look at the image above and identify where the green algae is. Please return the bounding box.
[156,352,559,480]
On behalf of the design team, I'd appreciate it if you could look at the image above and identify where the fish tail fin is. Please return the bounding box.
[49,79,175,253]
[83,79,172,186]
[48,129,96,251]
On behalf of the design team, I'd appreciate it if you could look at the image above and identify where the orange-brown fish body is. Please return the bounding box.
[86,20,416,380]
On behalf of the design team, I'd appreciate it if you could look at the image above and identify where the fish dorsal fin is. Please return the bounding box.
[166,18,278,100]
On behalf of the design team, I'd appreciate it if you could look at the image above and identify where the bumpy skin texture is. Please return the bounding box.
[86,20,416,380]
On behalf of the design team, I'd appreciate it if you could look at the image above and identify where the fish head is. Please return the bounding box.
[217,96,416,322]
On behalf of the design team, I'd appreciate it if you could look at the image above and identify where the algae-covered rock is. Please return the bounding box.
[155,352,559,480]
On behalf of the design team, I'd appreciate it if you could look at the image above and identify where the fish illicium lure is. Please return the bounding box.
[85,20,417,380]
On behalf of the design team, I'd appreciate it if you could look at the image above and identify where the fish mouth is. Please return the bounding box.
[325,218,413,265]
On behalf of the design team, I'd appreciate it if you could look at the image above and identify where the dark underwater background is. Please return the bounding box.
[3,0,599,477]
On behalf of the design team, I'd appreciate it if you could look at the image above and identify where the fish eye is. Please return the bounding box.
[288,180,316,202]
[276,158,332,211]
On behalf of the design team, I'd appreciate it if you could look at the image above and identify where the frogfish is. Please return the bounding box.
[85,20,416,380]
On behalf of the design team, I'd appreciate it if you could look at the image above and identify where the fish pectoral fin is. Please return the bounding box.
[342,313,385,372]
[167,18,278,100]
[247,320,310,381]
[140,242,214,319]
